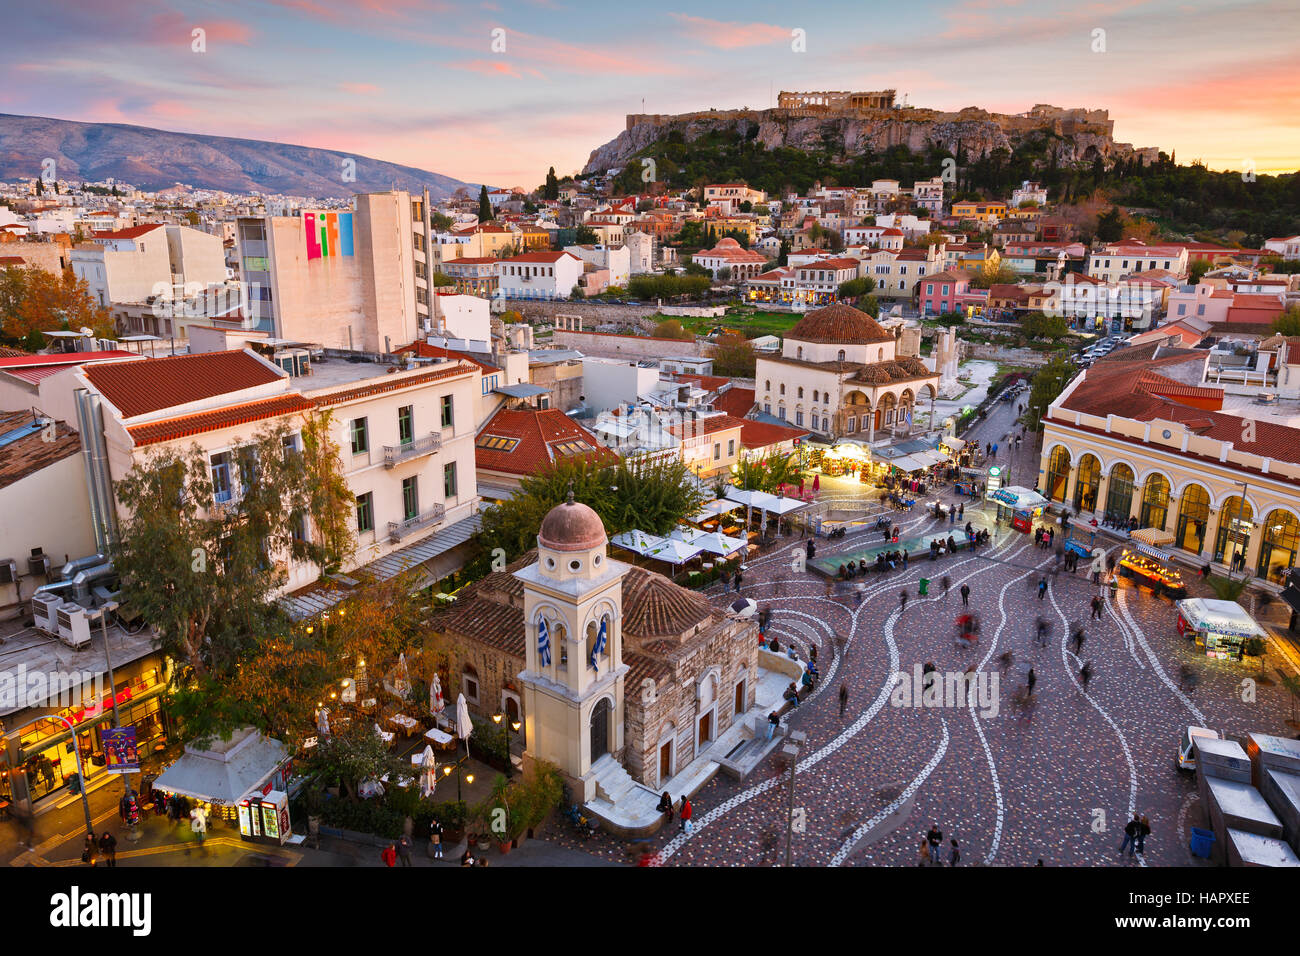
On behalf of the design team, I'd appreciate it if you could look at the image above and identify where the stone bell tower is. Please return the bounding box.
[515,491,629,801]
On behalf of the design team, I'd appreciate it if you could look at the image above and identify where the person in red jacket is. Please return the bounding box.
[381,843,397,867]
[679,795,693,834]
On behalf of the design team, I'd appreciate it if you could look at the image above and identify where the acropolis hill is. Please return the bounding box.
[582,90,1159,174]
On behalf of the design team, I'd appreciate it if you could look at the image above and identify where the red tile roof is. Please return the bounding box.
[0,410,81,491]
[393,341,497,374]
[83,350,282,418]
[739,418,807,450]
[126,394,316,447]
[502,251,579,264]
[91,224,164,241]
[667,414,746,439]
[712,386,755,419]
[0,350,135,369]
[475,407,614,477]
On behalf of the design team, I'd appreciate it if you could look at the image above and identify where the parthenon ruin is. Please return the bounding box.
[777,89,897,111]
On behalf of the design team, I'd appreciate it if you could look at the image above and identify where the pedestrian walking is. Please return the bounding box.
[1035,616,1049,648]
[1080,660,1093,692]
[98,831,117,868]
[1027,668,1037,695]
[11,802,35,849]
[855,585,864,606]
[1091,595,1104,620]
[949,839,960,866]
[190,805,207,846]
[839,682,849,717]
[679,795,693,835]
[899,589,909,613]
[942,576,951,599]
[926,824,943,865]
[958,503,964,520]
[381,843,397,867]
[397,833,413,866]
[429,819,444,858]
[1072,627,1085,656]
[766,711,780,741]
[734,570,743,593]
[656,792,674,824]
[919,839,932,867]
[1118,813,1141,856]
[81,833,98,867]
[1037,577,1048,600]
[1137,816,1151,855]
[902,549,909,571]
[960,584,970,607]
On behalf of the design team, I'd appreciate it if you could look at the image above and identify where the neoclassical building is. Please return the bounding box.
[754,303,941,442]
[1039,347,1300,585]
[428,496,758,813]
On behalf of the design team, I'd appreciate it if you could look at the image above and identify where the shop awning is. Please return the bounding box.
[153,728,290,806]
[1174,599,1267,639]
[940,435,966,451]
[1132,542,1171,562]
[1130,527,1176,547]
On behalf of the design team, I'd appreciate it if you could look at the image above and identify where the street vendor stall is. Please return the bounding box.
[986,485,1048,531]
[152,727,294,835]
[819,440,869,479]
[1175,598,1267,661]
[1119,529,1187,599]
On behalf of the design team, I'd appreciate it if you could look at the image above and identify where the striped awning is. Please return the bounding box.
[1130,527,1176,547]
[1133,542,1171,562]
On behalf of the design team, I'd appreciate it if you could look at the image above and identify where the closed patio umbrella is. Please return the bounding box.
[430,673,445,716]
[419,745,437,798]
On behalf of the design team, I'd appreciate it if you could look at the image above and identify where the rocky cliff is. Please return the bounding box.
[583,105,1157,174]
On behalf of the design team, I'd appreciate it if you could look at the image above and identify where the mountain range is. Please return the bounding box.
[0,114,477,199]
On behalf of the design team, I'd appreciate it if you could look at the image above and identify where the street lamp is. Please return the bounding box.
[783,730,806,866]
[442,757,474,802]
[492,711,514,779]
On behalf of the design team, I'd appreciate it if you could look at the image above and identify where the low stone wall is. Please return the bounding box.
[965,345,1055,366]
[516,300,655,332]
[552,329,707,360]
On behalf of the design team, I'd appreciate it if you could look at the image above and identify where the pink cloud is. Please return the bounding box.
[266,0,449,23]
[669,14,789,49]
[446,59,542,79]
[339,82,382,95]
[148,12,253,46]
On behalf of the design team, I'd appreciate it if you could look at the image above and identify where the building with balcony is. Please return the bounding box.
[497,251,584,301]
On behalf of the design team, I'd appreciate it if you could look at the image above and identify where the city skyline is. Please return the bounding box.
[1,0,1298,189]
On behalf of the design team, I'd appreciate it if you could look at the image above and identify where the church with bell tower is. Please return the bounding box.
[515,491,630,801]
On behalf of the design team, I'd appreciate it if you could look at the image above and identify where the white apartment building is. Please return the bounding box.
[50,346,481,597]
[563,243,631,288]
[1087,241,1189,282]
[1010,180,1049,207]
[911,177,945,214]
[624,231,655,274]
[497,251,584,301]
[1052,274,1172,328]
[70,224,175,308]
[235,191,420,352]
[1264,235,1300,261]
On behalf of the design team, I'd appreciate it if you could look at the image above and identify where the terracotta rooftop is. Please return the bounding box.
[739,418,808,450]
[788,303,893,345]
[475,407,614,477]
[393,340,498,374]
[312,360,476,407]
[126,394,317,447]
[0,410,81,491]
[82,350,282,418]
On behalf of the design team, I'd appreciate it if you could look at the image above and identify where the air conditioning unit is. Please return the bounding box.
[28,552,51,578]
[32,593,62,634]
[0,559,16,585]
[56,602,94,650]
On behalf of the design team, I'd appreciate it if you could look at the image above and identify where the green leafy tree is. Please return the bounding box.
[1021,353,1077,431]
[1272,305,1300,337]
[1021,311,1069,340]
[574,224,598,244]
[1188,259,1212,284]
[113,419,354,686]
[305,721,412,802]
[733,453,802,494]
[543,166,559,200]
[476,456,706,565]
[1095,207,1124,242]
[708,332,756,377]
[652,318,692,340]
[837,276,877,301]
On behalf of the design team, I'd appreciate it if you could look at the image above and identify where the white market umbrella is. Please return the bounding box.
[611,529,664,556]
[646,537,705,565]
[430,673,445,716]
[730,597,758,618]
[671,526,747,557]
[419,745,437,798]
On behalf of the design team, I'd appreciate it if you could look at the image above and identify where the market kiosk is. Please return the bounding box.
[986,485,1048,532]
[1175,598,1267,661]
[1119,529,1187,599]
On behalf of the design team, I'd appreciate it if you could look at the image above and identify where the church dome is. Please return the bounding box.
[538,498,607,553]
[788,303,893,345]
[714,237,742,249]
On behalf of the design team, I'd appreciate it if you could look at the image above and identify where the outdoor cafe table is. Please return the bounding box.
[424,726,455,749]
[389,714,420,737]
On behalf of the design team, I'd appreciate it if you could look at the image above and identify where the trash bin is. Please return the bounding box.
[918,578,930,597]
[1189,827,1215,859]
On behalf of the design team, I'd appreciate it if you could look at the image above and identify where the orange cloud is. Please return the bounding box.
[446,59,543,79]
[669,14,789,49]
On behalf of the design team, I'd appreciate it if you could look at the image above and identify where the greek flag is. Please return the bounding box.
[591,618,607,669]
[538,618,552,667]
[906,406,912,426]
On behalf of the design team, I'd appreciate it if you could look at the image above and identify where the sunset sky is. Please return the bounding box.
[2,0,1298,189]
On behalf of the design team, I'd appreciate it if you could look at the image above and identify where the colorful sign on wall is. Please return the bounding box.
[304,211,355,260]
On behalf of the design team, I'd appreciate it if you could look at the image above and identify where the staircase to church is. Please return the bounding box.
[592,755,640,805]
